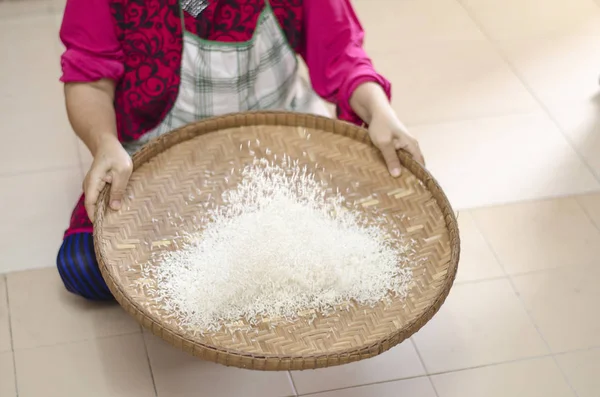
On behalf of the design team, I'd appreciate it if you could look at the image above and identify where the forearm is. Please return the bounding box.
[349,81,394,125]
[64,79,118,157]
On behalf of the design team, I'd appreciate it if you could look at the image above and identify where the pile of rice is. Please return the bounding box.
[142,157,413,332]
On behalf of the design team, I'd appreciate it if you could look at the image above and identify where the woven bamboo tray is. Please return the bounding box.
[94,111,460,371]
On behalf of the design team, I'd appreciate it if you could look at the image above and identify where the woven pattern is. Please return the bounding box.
[94,112,460,370]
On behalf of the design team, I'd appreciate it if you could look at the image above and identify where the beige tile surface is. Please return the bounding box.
[0,14,78,175]
[0,105,79,175]
[412,279,547,373]
[0,168,83,274]
[52,0,66,14]
[0,276,11,353]
[144,334,294,397]
[14,334,155,397]
[307,377,437,397]
[353,0,486,53]
[53,11,65,51]
[556,348,600,397]
[455,212,504,282]
[512,264,600,352]
[0,14,62,84]
[7,268,140,350]
[497,35,600,110]
[370,41,538,126]
[460,0,600,39]
[432,357,574,397]
[291,341,425,395]
[0,0,53,19]
[412,115,599,209]
[0,351,17,397]
[472,198,600,274]
[552,103,600,178]
[578,193,600,226]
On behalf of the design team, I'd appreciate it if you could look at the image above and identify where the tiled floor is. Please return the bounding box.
[1,0,600,395]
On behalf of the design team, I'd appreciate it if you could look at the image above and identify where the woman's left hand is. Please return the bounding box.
[368,109,425,177]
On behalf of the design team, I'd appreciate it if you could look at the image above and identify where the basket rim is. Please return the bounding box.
[94,111,460,368]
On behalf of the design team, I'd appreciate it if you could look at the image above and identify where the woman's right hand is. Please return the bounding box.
[83,135,133,222]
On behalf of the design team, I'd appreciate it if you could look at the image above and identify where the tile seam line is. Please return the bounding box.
[574,195,600,234]
[141,331,159,397]
[409,338,441,397]
[297,373,430,397]
[452,190,600,213]
[0,164,81,179]
[287,370,299,396]
[3,274,19,396]
[296,350,593,396]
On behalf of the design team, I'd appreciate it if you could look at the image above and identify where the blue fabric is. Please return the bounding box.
[56,233,113,301]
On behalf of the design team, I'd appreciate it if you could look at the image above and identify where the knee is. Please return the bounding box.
[56,234,113,301]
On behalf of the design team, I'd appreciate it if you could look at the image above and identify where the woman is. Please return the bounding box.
[57,0,424,300]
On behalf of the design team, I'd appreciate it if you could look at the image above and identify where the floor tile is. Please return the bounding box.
[0,14,79,174]
[305,377,437,397]
[52,10,65,48]
[0,105,79,174]
[51,0,66,14]
[7,268,140,349]
[144,334,294,397]
[14,334,155,397]
[551,102,600,178]
[0,14,62,93]
[0,168,83,274]
[0,351,17,397]
[411,114,599,209]
[291,341,425,395]
[412,279,547,373]
[0,276,11,353]
[370,41,538,126]
[353,0,486,53]
[0,0,53,19]
[498,35,600,110]
[432,357,574,397]
[556,348,600,397]
[512,264,600,352]
[460,0,600,39]
[578,193,600,227]
[472,198,600,274]
[454,212,504,283]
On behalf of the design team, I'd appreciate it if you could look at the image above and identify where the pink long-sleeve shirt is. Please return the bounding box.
[59,0,391,125]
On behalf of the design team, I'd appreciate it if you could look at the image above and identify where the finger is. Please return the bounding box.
[84,171,107,222]
[108,163,133,211]
[407,141,426,166]
[379,144,402,178]
[395,138,426,166]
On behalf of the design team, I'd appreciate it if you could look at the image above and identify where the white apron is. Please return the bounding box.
[124,1,330,154]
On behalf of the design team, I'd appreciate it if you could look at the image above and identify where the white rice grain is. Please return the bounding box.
[143,157,413,332]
